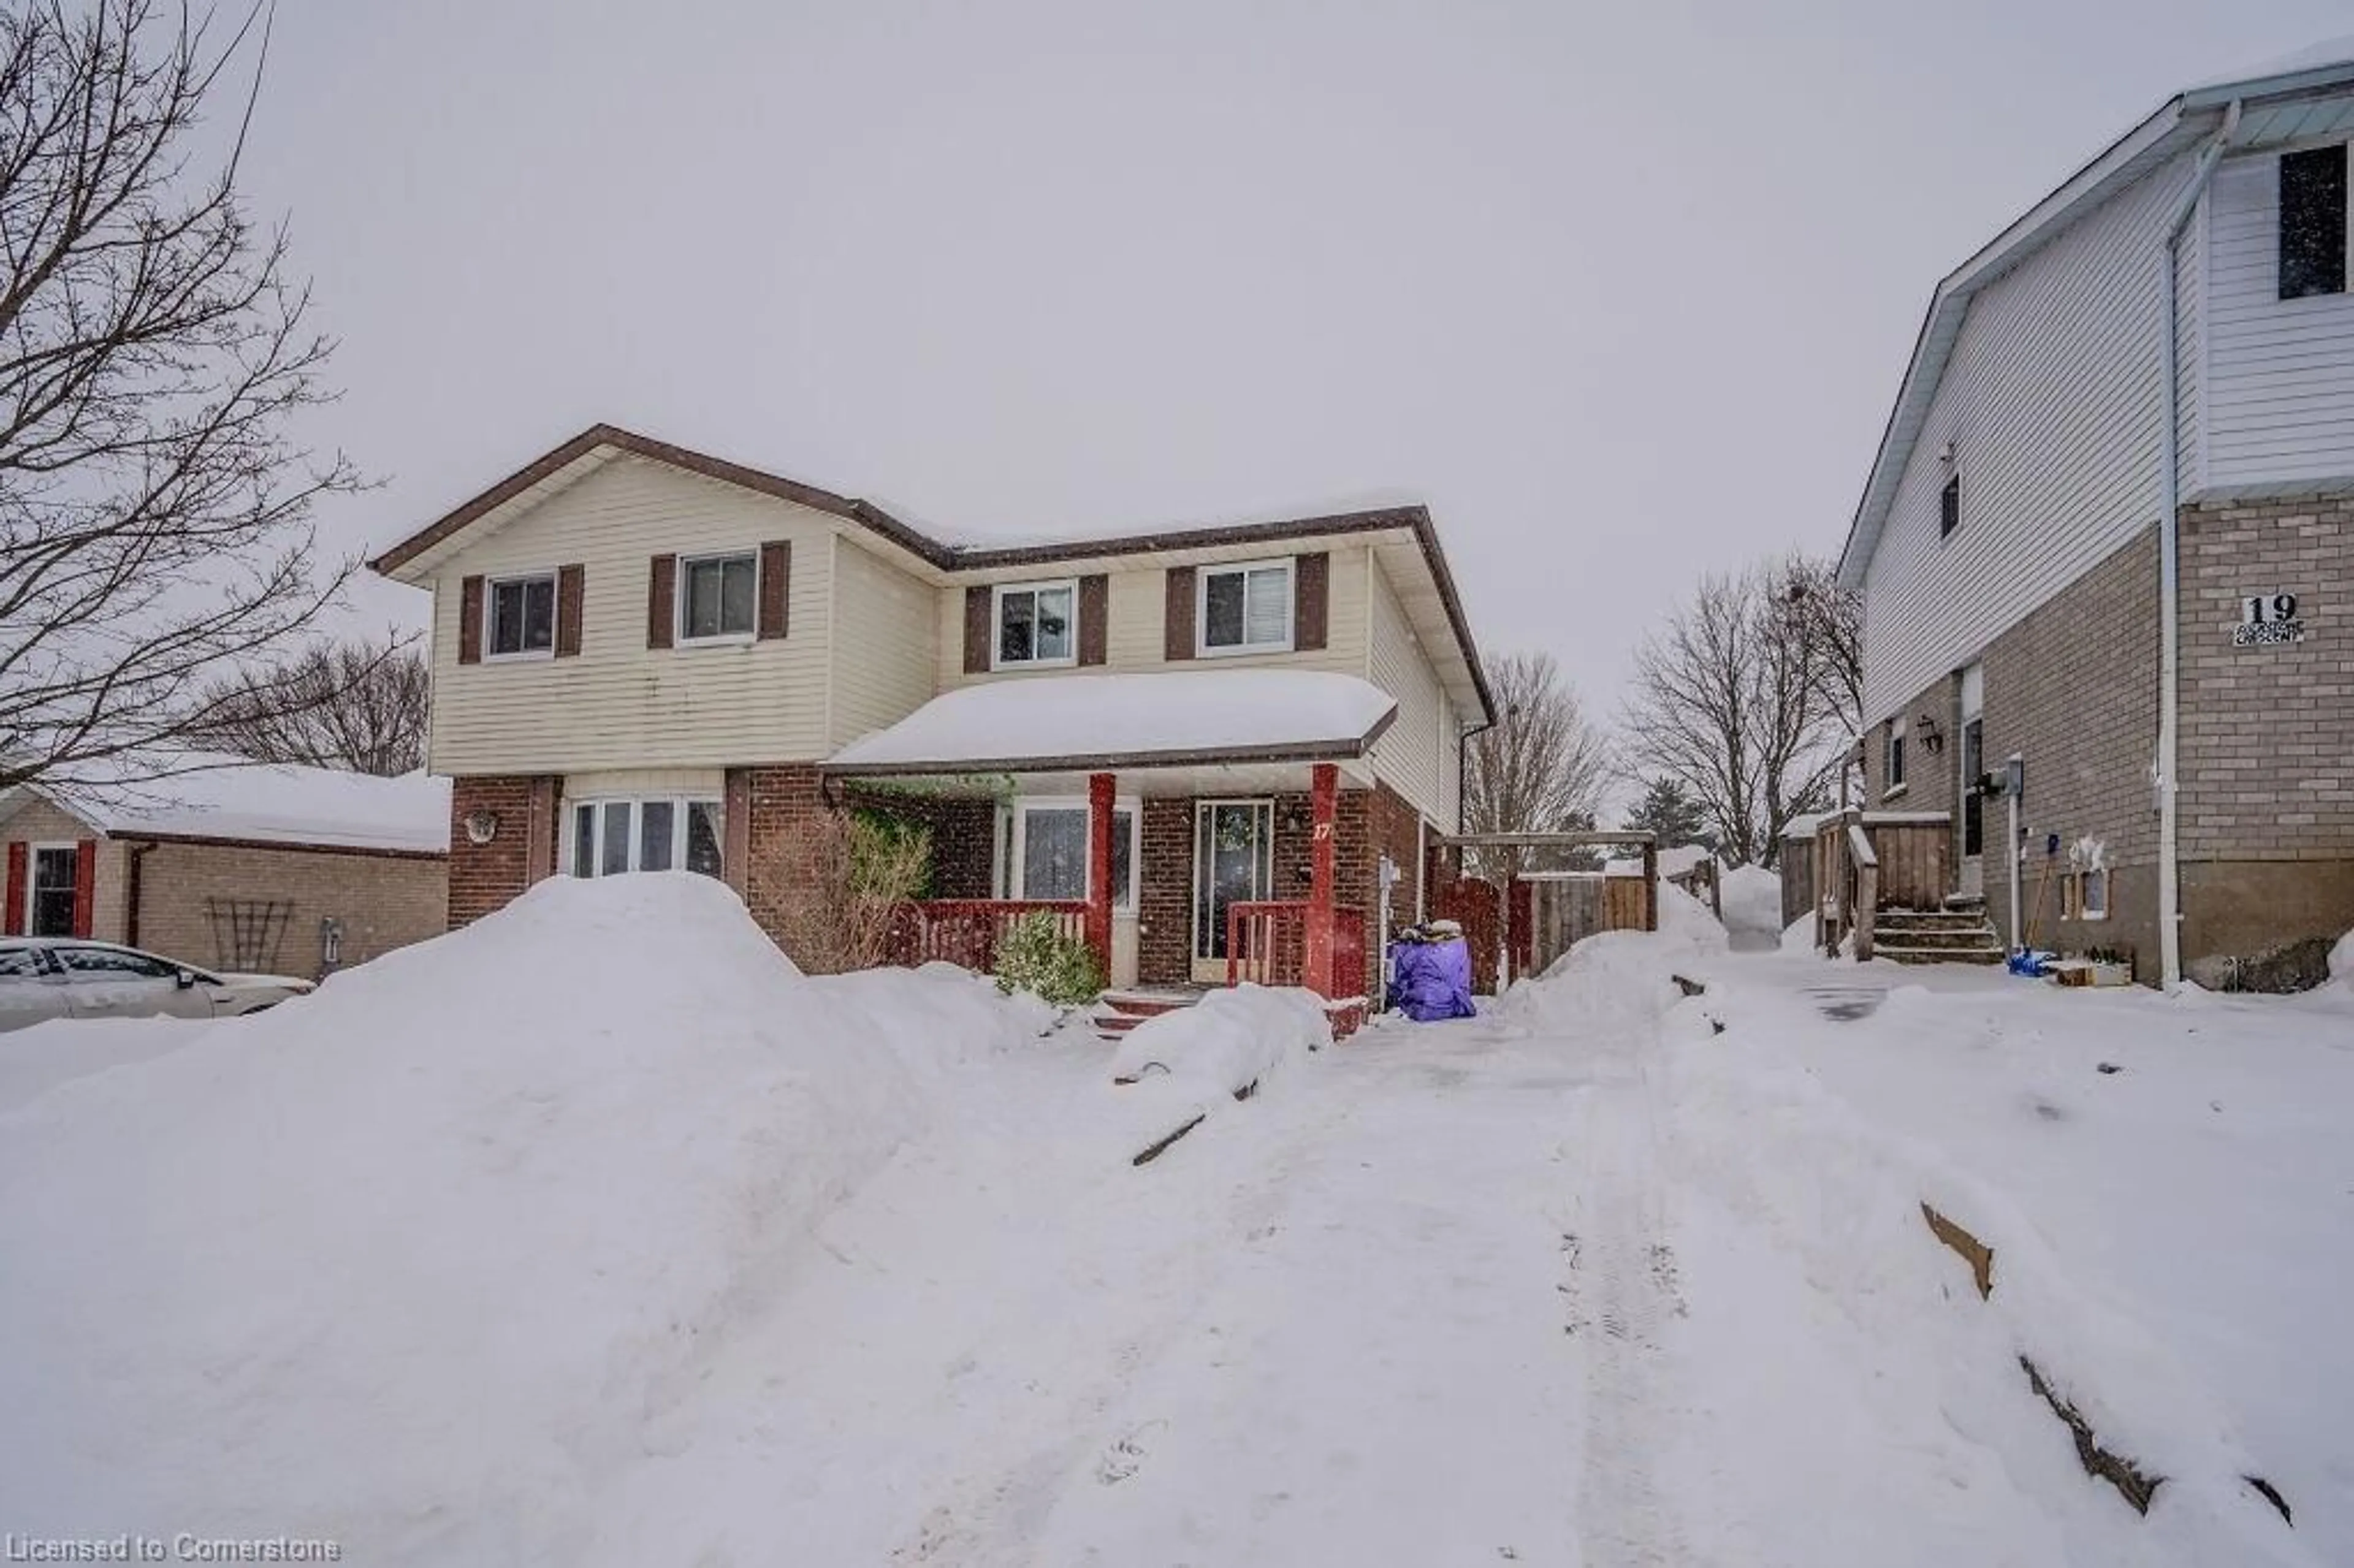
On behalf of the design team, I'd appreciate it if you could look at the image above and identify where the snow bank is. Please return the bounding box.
[1110,985,1328,1100]
[2331,927,2354,987]
[1778,913,1819,955]
[0,875,1043,1547]
[0,1015,195,1115]
[1718,863,1782,939]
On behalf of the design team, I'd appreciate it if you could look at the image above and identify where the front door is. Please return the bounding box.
[1192,800,1274,978]
[1957,662,1985,900]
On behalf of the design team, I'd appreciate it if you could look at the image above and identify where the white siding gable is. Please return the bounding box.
[2204,143,2354,493]
[1364,553,1451,824]
[425,455,839,775]
[1861,152,2192,721]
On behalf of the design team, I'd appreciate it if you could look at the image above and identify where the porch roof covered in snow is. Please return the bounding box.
[822,669,1398,783]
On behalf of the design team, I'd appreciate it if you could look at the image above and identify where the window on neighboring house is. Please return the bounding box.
[569,798,724,878]
[680,553,758,642]
[1884,720,1906,794]
[487,573,557,658]
[1199,559,1293,655]
[1939,474,1961,539]
[1001,801,1137,909]
[2075,867,2109,921]
[995,580,1078,668]
[28,845,78,937]
[2280,143,2348,300]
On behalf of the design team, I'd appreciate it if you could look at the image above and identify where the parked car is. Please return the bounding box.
[0,939,314,1032]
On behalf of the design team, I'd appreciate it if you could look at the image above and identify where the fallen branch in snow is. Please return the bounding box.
[1131,1114,1205,1166]
[2021,1356,2165,1515]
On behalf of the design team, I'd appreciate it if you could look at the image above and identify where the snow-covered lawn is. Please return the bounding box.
[0,877,2339,1564]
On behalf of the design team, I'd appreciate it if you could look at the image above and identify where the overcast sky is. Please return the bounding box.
[245,0,2347,729]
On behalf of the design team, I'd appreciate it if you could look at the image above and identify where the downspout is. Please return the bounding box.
[2157,98,2239,992]
[124,840,157,948]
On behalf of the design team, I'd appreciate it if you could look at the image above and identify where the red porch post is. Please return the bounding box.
[1304,762,1338,997]
[1086,771,1116,980]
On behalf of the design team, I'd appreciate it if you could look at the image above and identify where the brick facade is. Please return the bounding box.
[2177,491,2354,965]
[1138,799,1194,986]
[1861,500,2354,981]
[447,775,558,927]
[132,842,447,976]
[733,764,834,962]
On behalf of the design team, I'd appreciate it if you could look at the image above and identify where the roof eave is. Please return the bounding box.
[822,712,1398,780]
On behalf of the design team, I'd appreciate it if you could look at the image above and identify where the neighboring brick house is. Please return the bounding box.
[368,425,1494,1010]
[0,758,450,977]
[1838,44,2354,986]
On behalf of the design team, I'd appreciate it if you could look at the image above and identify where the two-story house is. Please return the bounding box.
[368,426,1492,1013]
[1837,42,2354,988]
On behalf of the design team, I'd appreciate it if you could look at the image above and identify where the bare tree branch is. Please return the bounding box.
[0,0,362,794]
[1461,650,1611,876]
[1618,555,1858,867]
[195,635,426,775]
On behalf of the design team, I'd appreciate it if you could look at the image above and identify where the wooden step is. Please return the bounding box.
[1876,943,2006,966]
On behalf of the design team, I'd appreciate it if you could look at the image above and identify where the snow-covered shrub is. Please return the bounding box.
[994,910,1105,1005]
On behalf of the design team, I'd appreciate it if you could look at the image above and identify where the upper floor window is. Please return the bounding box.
[489,573,555,658]
[2280,143,2348,301]
[680,552,758,642]
[1198,558,1293,655]
[1883,718,1906,794]
[996,580,1077,668]
[1939,474,1961,539]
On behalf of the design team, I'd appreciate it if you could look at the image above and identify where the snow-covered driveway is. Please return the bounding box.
[1,878,2329,1566]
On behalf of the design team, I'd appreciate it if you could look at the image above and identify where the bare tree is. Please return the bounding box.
[0,1,363,795]
[199,637,427,775]
[756,810,932,975]
[1461,651,1610,875]
[1619,555,1854,867]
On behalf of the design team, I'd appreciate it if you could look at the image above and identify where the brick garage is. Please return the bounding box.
[2,794,449,978]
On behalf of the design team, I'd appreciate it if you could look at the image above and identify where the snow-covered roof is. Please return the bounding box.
[826,670,1399,775]
[7,753,451,854]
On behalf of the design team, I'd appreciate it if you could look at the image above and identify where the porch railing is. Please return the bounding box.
[886,899,1088,973]
[1812,810,1951,960]
[1225,901,1369,998]
[1226,900,1307,987]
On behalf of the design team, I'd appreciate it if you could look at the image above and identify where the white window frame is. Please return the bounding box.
[484,569,558,663]
[991,579,1081,671]
[24,840,79,937]
[2076,867,2109,922]
[1196,557,1295,657]
[997,796,1140,912]
[676,550,761,646]
[1882,718,1907,798]
[565,796,725,878]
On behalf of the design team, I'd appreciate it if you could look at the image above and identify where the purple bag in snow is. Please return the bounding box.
[1387,937,1477,1022]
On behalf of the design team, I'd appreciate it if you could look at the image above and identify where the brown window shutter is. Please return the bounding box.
[1078,574,1109,666]
[1164,566,1197,661]
[758,540,792,640]
[3,842,23,935]
[1294,552,1330,652]
[457,575,484,664]
[963,585,993,674]
[647,554,676,649]
[555,564,585,657]
[722,767,752,892]
[70,839,96,938]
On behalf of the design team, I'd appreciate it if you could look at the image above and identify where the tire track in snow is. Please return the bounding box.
[1560,1013,1699,1566]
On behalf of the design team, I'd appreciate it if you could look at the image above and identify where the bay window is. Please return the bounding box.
[569,798,724,878]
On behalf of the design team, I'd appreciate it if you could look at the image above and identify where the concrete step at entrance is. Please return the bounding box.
[1878,942,2007,967]
[1873,923,2004,951]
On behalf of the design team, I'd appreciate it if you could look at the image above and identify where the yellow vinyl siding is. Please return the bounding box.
[932,541,1372,689]
[424,456,837,775]
[0,798,125,943]
[829,536,940,749]
[1364,555,1449,824]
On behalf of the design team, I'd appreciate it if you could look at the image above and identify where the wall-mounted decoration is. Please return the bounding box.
[463,809,500,845]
